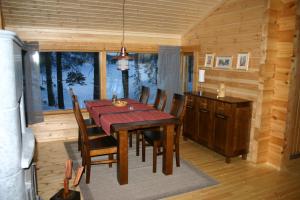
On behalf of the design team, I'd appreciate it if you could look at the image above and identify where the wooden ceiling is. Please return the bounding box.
[1,0,224,37]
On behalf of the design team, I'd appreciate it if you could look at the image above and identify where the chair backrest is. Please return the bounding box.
[139,86,150,104]
[153,88,167,111]
[69,88,75,97]
[169,94,187,141]
[74,101,90,150]
[69,88,78,111]
[72,94,79,120]
[169,93,187,125]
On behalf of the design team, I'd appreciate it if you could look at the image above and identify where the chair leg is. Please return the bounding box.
[175,142,180,167]
[108,154,113,168]
[78,129,81,151]
[82,148,86,169]
[153,142,157,173]
[86,157,91,184]
[136,131,140,156]
[142,134,146,162]
[129,132,133,147]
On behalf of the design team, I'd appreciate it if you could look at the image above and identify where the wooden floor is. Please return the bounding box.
[36,138,300,200]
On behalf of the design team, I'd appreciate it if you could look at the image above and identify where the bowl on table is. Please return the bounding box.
[112,100,128,107]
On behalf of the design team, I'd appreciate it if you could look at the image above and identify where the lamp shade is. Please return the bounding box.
[115,46,132,71]
[117,58,129,71]
[199,69,205,83]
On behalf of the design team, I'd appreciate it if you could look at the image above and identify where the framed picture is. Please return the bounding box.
[236,53,249,70]
[204,53,215,68]
[215,56,232,69]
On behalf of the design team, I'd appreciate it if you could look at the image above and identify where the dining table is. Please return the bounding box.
[85,98,178,185]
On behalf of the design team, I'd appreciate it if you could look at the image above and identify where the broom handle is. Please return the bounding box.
[63,178,69,198]
[65,160,73,180]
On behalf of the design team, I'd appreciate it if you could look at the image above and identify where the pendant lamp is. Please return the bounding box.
[115,0,132,71]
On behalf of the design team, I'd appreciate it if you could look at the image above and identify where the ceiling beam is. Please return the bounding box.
[6,26,182,48]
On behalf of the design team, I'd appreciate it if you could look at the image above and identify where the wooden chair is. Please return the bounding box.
[128,86,150,147]
[74,101,117,184]
[135,88,167,156]
[70,92,102,152]
[71,93,96,127]
[141,93,187,173]
[139,85,150,104]
[70,88,96,127]
[153,88,167,111]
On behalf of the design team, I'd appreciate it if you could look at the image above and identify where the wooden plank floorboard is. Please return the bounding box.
[36,138,300,200]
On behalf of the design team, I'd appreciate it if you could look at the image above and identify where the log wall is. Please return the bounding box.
[182,0,297,168]
[30,111,92,143]
[182,0,266,164]
[264,0,297,168]
[284,0,300,165]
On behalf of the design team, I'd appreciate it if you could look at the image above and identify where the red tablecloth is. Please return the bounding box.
[85,99,139,112]
[85,100,112,112]
[90,103,155,125]
[100,110,174,135]
[86,99,173,135]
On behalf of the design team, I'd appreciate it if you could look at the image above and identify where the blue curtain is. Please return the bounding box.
[23,42,44,124]
[157,46,182,112]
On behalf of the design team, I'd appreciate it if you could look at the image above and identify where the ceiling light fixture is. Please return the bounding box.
[115,0,132,71]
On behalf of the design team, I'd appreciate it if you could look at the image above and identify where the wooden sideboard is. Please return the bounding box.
[183,92,252,163]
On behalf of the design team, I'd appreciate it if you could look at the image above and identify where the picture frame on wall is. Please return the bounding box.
[215,56,232,69]
[236,53,250,70]
[204,53,215,68]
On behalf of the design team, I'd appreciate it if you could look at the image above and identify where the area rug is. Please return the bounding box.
[64,141,217,200]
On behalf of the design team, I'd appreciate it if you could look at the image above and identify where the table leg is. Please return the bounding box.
[117,130,128,185]
[162,124,174,175]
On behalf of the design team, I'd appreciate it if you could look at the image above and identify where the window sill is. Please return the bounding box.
[43,109,88,115]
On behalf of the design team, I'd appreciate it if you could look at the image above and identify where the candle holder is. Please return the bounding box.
[198,69,205,95]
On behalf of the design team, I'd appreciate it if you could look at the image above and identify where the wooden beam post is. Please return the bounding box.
[0,0,4,29]
[193,50,199,91]
[100,51,107,99]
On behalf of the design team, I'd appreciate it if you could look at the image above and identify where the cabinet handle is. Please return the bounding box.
[216,113,227,119]
[186,105,193,109]
[199,109,208,113]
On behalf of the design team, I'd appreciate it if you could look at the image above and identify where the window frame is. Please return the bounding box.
[40,49,158,115]
[39,51,101,114]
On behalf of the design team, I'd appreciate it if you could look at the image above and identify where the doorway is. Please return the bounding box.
[182,53,194,92]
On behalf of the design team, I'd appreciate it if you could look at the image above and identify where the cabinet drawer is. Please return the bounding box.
[197,98,208,109]
[215,101,231,115]
[186,95,194,106]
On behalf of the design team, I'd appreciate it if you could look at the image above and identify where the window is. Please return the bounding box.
[39,52,100,111]
[106,52,158,103]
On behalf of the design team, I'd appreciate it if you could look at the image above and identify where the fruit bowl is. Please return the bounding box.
[112,100,128,107]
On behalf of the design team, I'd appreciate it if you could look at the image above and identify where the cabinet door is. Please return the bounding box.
[196,98,213,146]
[183,96,196,140]
[213,113,229,154]
[197,108,210,145]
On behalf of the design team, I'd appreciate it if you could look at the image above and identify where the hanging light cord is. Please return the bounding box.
[122,0,125,46]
